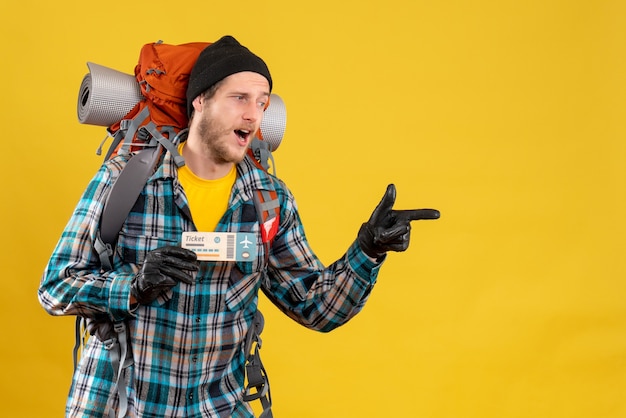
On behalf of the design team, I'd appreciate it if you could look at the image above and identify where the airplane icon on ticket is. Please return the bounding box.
[240,236,253,249]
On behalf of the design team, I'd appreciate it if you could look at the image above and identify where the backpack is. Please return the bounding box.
[74,40,286,418]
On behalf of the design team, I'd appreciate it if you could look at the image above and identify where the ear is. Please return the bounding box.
[192,96,203,114]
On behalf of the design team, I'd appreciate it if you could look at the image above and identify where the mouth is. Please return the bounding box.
[234,129,252,145]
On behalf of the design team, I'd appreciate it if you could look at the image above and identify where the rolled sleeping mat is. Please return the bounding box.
[77,62,143,127]
[259,93,286,151]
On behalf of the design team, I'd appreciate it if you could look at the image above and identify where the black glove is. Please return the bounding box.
[357,184,440,260]
[131,246,198,305]
[86,316,116,342]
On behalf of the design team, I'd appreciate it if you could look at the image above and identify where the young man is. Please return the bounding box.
[39,35,439,417]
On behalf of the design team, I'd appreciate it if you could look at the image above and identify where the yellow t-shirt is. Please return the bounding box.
[177,143,236,231]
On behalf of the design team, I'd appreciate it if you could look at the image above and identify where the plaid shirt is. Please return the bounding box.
[39,150,382,417]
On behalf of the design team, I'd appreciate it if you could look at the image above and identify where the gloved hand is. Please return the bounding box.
[357,184,440,260]
[86,316,116,342]
[131,246,198,305]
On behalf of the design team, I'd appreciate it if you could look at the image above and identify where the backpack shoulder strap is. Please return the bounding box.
[94,146,162,270]
[253,187,280,247]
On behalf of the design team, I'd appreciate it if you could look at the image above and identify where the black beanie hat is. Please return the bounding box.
[186,35,273,117]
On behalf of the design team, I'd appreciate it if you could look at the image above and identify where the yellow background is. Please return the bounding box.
[1,0,625,417]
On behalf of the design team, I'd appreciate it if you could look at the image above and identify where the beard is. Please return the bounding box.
[196,112,250,165]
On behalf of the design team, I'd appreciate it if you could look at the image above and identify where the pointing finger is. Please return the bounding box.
[395,208,441,221]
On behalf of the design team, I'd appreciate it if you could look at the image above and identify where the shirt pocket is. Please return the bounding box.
[224,265,263,312]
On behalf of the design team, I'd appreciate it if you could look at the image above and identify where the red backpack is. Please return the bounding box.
[104,41,210,158]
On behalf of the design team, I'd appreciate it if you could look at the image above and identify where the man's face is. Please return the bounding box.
[194,71,270,165]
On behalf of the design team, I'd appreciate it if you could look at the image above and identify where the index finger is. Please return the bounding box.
[395,208,441,221]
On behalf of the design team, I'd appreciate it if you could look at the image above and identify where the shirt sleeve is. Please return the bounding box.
[38,161,137,322]
[263,184,384,332]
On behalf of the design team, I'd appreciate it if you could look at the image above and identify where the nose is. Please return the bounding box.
[242,101,262,122]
